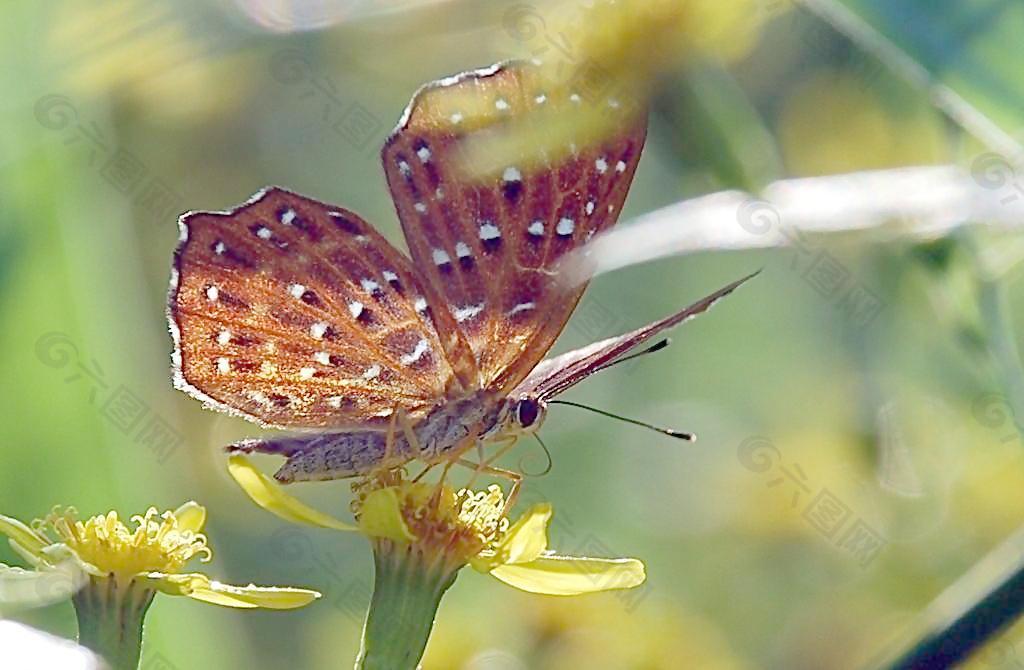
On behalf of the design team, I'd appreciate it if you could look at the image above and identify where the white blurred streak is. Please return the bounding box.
[0,560,87,610]
[231,0,451,32]
[875,400,925,498]
[559,165,1024,287]
[0,621,105,670]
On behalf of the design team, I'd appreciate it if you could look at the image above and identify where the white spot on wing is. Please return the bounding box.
[289,283,306,299]
[327,396,344,409]
[362,364,381,380]
[299,367,316,380]
[314,351,331,365]
[217,329,231,346]
[495,98,510,111]
[479,222,501,241]
[595,157,608,174]
[248,390,271,407]
[586,201,595,215]
[616,160,627,173]
[361,278,381,295]
[432,248,450,266]
[450,112,463,124]
[569,93,581,104]
[400,339,430,365]
[535,94,547,104]
[454,302,485,322]
[455,241,472,259]
[508,302,536,316]
[348,301,364,318]
[214,241,226,255]
[398,160,412,177]
[383,270,399,283]
[528,220,544,236]
[414,296,428,313]
[556,218,575,236]
[206,285,219,302]
[416,146,431,163]
[414,202,427,213]
[280,209,297,225]
[310,321,328,339]
[502,166,522,182]
[256,226,272,239]
[216,357,230,374]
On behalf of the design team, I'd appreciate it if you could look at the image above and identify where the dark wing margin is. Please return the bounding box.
[510,272,759,400]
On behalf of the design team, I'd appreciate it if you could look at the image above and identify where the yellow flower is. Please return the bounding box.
[229,455,646,596]
[0,502,319,610]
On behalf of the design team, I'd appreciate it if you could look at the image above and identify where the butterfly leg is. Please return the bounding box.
[412,463,436,483]
[464,436,512,487]
[397,409,423,458]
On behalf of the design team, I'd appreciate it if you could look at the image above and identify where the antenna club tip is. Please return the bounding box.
[668,431,696,442]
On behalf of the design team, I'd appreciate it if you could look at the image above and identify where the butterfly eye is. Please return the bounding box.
[515,397,541,429]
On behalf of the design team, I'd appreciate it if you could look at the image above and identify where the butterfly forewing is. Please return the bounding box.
[383,61,647,395]
[170,187,455,428]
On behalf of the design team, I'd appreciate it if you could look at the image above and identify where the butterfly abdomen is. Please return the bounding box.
[229,391,502,483]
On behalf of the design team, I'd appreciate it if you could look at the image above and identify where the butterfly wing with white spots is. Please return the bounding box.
[169,187,460,429]
[383,61,647,395]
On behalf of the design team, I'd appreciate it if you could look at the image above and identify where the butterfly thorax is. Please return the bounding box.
[415,390,505,462]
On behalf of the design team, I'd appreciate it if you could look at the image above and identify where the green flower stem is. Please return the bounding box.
[72,577,155,670]
[356,540,460,670]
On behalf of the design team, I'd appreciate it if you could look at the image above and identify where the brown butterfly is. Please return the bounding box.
[168,60,754,487]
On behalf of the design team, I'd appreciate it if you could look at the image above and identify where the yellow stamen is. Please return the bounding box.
[33,506,211,582]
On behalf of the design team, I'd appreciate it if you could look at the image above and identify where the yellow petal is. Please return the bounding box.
[139,572,210,596]
[173,501,206,533]
[227,455,356,531]
[142,572,320,609]
[0,515,47,559]
[191,581,320,609]
[495,503,551,565]
[358,488,416,543]
[489,554,646,595]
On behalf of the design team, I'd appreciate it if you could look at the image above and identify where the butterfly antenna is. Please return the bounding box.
[550,400,696,441]
[519,434,554,477]
[595,338,672,372]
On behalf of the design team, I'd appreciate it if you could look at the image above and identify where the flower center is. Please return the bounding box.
[34,506,211,580]
[353,478,511,563]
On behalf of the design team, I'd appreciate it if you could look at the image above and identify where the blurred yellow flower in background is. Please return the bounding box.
[778,70,947,175]
[464,0,782,179]
[47,0,255,120]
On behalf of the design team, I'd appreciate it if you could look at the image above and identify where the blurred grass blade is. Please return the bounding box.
[658,61,783,192]
[802,0,1024,162]
[872,522,1024,669]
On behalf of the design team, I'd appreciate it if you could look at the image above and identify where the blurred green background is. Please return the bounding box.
[3,1,1024,668]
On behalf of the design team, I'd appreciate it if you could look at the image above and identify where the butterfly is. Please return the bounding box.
[168,60,754,485]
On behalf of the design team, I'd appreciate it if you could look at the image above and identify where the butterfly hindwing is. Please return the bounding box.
[169,187,455,428]
[383,61,648,395]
